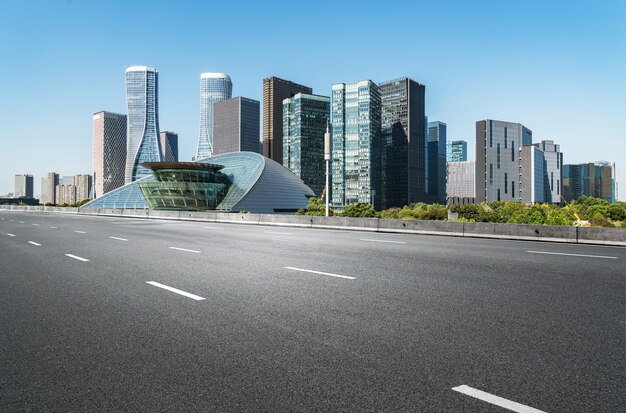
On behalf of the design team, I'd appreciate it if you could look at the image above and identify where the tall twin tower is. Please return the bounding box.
[120,68,232,183]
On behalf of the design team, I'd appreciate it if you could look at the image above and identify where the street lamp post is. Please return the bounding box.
[324,126,331,217]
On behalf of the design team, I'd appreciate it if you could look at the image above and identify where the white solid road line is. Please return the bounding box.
[169,246,201,253]
[360,238,406,244]
[65,254,90,262]
[264,231,292,235]
[284,266,356,280]
[527,250,617,259]
[74,230,86,234]
[109,236,128,241]
[146,281,206,301]
[452,385,545,413]
[27,241,41,246]
[7,233,15,237]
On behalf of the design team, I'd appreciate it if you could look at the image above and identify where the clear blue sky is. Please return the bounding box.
[1,0,624,200]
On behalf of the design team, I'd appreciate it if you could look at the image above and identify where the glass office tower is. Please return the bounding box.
[427,121,447,203]
[446,140,467,162]
[563,161,616,203]
[379,77,427,208]
[125,66,161,183]
[283,93,330,196]
[93,111,127,197]
[331,80,382,209]
[196,73,232,160]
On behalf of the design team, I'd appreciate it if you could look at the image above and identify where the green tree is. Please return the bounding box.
[296,197,334,216]
[340,203,378,218]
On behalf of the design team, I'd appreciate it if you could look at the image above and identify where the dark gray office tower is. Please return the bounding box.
[262,77,312,164]
[213,97,260,155]
[475,119,532,202]
[427,121,447,203]
[283,93,330,196]
[563,161,616,203]
[379,77,426,208]
[159,131,179,162]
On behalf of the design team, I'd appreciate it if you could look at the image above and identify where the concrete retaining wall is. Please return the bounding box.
[1,205,623,246]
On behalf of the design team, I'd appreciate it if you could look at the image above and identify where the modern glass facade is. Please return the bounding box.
[125,66,161,183]
[427,121,447,203]
[93,111,127,198]
[283,93,330,196]
[196,73,232,160]
[331,80,382,210]
[563,161,615,203]
[475,120,532,202]
[379,77,426,208]
[446,140,467,162]
[213,97,260,155]
[138,162,230,211]
[262,76,312,164]
[14,174,34,198]
[83,152,315,213]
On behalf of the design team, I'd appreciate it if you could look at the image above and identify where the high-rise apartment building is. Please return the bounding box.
[213,97,260,155]
[563,161,616,203]
[262,77,312,164]
[379,77,427,208]
[40,172,59,204]
[427,121,447,203]
[447,161,475,198]
[74,174,93,202]
[475,120,532,202]
[196,73,232,160]
[14,174,34,198]
[446,140,467,162]
[125,66,161,183]
[331,80,382,209]
[520,140,563,204]
[159,131,179,162]
[93,111,127,198]
[283,93,330,196]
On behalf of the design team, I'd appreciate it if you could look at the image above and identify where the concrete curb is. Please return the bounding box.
[1,205,624,246]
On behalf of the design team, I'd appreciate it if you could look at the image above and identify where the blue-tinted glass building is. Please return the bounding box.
[563,161,615,203]
[125,66,161,183]
[446,140,467,162]
[283,93,330,197]
[331,80,382,210]
[197,73,232,160]
[427,121,447,203]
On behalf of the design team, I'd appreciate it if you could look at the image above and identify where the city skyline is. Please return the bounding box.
[0,1,624,200]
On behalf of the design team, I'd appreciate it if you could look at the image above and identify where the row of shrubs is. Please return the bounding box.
[297,196,626,228]
[43,199,91,208]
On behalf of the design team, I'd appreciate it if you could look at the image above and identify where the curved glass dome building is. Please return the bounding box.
[83,152,315,213]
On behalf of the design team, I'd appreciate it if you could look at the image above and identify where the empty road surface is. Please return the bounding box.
[1,210,624,412]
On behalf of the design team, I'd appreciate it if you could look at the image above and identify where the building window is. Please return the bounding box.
[489,164,493,185]
[504,173,508,194]
[557,180,559,195]
[497,188,501,201]
[489,121,492,148]
[512,180,515,197]
[551,172,554,191]
[511,140,515,161]
[497,144,500,169]
[504,127,508,149]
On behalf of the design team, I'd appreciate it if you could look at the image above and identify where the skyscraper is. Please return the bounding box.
[14,174,33,198]
[283,93,330,196]
[520,140,563,204]
[213,97,260,155]
[427,121,447,203]
[93,111,127,198]
[262,76,312,164]
[331,80,382,209]
[563,161,616,203]
[40,172,59,204]
[379,77,427,208]
[447,161,475,198]
[125,66,160,184]
[159,131,179,162]
[446,140,467,162]
[74,174,93,202]
[475,120,532,202]
[196,73,232,160]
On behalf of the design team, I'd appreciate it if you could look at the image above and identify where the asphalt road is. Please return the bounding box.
[1,210,624,412]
